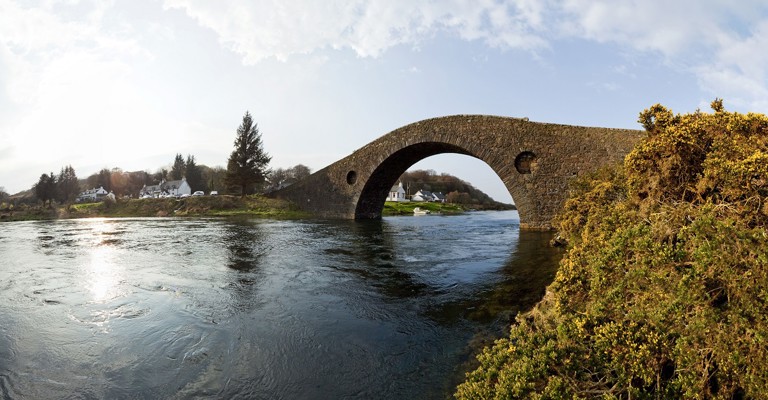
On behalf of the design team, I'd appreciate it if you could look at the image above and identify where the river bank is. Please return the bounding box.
[0,196,512,222]
[382,200,515,216]
[0,195,310,222]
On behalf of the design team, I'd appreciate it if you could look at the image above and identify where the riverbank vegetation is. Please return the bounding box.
[457,100,768,399]
[382,200,514,216]
[5,111,273,205]
[0,195,309,221]
[2,196,509,221]
[383,201,464,215]
[397,169,512,208]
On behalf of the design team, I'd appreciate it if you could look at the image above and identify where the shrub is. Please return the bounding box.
[457,101,768,399]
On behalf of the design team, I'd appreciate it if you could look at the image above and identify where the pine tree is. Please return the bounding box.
[57,165,79,203]
[34,172,57,207]
[225,111,271,195]
[170,153,185,181]
[152,168,168,184]
[97,168,112,192]
[185,154,204,192]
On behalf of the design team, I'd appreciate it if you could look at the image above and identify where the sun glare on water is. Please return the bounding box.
[86,220,124,303]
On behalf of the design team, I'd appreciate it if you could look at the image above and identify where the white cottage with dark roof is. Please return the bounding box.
[412,189,433,202]
[139,178,192,198]
[76,186,108,202]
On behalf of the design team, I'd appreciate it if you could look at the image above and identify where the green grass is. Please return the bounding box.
[382,201,464,216]
[3,198,491,222]
[1,195,311,221]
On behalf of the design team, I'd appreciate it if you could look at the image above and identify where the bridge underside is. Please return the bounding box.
[355,142,472,219]
[272,115,643,230]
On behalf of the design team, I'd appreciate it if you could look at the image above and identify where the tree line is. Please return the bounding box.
[13,110,306,205]
[397,169,508,205]
[29,161,229,203]
[32,165,80,207]
[13,111,507,208]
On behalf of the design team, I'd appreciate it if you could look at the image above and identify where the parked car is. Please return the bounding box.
[209,191,218,196]
[192,191,204,196]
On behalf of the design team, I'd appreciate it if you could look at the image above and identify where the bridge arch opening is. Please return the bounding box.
[354,142,516,219]
[405,154,514,204]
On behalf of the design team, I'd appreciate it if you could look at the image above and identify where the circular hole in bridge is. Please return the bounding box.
[346,170,357,185]
[514,151,537,174]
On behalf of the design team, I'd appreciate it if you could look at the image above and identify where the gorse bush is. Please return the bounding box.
[456,101,768,399]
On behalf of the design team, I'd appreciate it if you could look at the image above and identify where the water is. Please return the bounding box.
[0,211,561,399]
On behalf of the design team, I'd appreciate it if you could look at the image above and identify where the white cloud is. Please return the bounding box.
[0,0,189,192]
[161,0,764,65]
[697,67,768,110]
[556,0,768,110]
[557,0,716,54]
[163,0,768,111]
[0,0,149,105]
[699,19,768,109]
[162,0,550,63]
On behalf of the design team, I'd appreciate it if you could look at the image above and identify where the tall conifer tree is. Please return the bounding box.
[34,172,57,206]
[225,111,271,195]
[57,165,79,203]
[170,153,186,181]
[185,154,203,192]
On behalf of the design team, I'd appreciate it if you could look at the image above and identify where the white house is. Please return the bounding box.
[77,186,108,202]
[139,178,192,198]
[387,182,408,202]
[412,189,434,202]
[164,178,192,196]
[412,189,446,203]
[139,182,164,198]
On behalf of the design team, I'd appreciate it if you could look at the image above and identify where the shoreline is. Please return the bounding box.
[0,196,516,222]
[0,195,310,222]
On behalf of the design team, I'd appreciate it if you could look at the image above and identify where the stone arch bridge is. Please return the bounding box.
[272,115,644,229]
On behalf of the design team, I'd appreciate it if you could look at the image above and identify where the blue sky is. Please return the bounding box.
[1,0,767,203]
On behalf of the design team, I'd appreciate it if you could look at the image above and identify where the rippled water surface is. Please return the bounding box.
[0,211,561,399]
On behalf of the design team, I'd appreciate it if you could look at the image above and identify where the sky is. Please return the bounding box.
[1,0,768,204]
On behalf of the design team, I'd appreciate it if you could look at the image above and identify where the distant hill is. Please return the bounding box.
[396,169,515,209]
[9,188,33,200]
